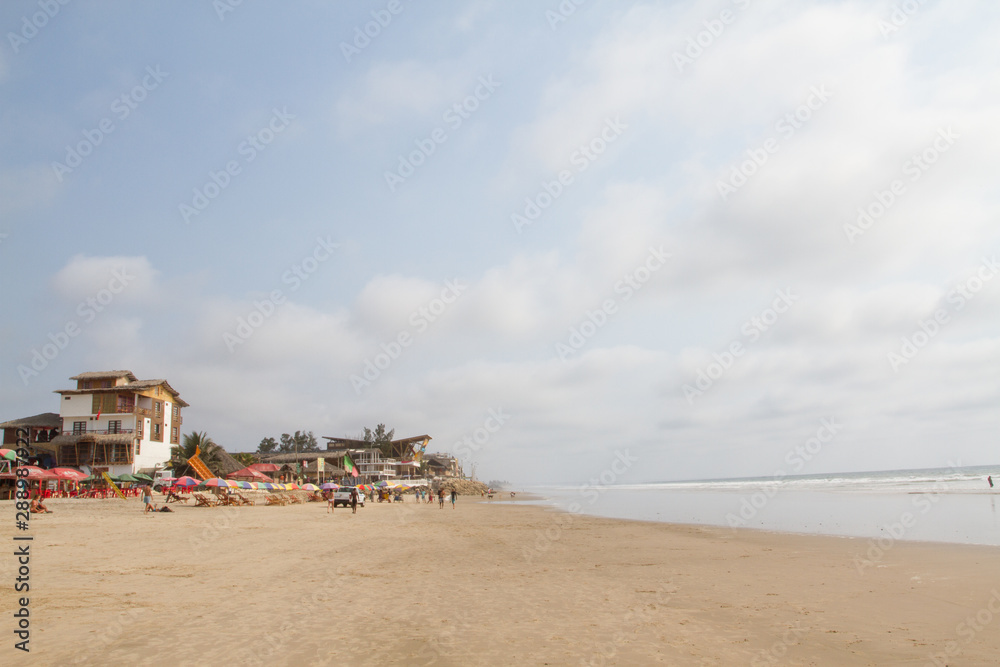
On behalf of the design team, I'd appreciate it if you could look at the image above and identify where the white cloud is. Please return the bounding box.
[51,255,159,303]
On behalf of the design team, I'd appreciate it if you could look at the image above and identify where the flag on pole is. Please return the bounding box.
[344,453,357,478]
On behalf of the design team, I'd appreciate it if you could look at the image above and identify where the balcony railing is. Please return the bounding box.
[64,429,136,436]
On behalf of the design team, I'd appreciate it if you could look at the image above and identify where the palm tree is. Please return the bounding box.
[171,431,226,477]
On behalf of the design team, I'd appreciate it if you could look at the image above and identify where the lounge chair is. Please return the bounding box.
[306,492,322,502]
[193,493,217,507]
[216,491,237,506]
[165,490,189,503]
[265,494,285,506]
[285,493,303,504]
[236,492,254,506]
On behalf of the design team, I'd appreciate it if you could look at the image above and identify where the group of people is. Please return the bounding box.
[324,487,359,514]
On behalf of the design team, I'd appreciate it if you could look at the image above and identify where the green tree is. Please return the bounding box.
[278,430,319,453]
[363,424,395,458]
[171,431,226,477]
[233,452,258,466]
[257,437,279,456]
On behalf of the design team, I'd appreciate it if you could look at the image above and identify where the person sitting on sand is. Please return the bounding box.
[30,496,52,513]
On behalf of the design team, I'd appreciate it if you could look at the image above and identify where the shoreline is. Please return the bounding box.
[3,496,1000,665]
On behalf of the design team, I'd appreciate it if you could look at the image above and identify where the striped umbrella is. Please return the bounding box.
[175,476,201,487]
[301,483,319,491]
[321,482,339,490]
[202,478,235,488]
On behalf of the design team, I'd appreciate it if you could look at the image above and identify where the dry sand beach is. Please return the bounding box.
[3,495,1000,666]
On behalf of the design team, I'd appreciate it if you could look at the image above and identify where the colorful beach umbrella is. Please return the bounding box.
[285,483,300,490]
[202,478,234,488]
[301,483,319,491]
[260,483,274,491]
[321,482,339,490]
[236,480,253,489]
[175,476,201,487]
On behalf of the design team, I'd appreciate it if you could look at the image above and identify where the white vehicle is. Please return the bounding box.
[151,469,174,492]
[332,488,365,507]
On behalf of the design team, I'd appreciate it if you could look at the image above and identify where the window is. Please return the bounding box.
[171,426,178,442]
[72,421,86,435]
[172,405,178,419]
[92,393,115,415]
[135,440,141,455]
[154,402,161,417]
[107,420,122,434]
[136,420,143,438]
[153,424,161,441]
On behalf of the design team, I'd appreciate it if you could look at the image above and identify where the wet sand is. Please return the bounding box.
[2,494,999,665]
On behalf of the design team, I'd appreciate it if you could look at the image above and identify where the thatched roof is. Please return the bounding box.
[56,373,189,407]
[70,370,138,381]
[0,412,61,429]
[263,452,338,464]
[44,433,137,449]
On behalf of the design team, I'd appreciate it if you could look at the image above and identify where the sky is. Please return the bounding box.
[1,0,998,486]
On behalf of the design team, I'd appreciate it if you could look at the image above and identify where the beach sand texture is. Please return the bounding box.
[3,496,999,665]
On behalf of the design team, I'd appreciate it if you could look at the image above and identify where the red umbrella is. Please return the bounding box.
[51,467,88,480]
[175,476,201,487]
[18,466,59,480]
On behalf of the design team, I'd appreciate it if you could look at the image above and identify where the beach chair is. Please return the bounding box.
[236,492,254,506]
[306,492,322,502]
[265,494,285,506]
[165,490,189,503]
[285,494,302,504]
[216,491,236,506]
[194,493,217,507]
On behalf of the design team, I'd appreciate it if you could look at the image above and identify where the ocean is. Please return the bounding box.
[528,464,1000,547]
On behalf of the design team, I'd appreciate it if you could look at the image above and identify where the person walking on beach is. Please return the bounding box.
[326,490,335,514]
[450,489,457,509]
[142,485,154,514]
[438,488,445,509]
[350,486,358,514]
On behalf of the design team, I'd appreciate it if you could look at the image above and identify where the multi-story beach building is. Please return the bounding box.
[45,370,188,477]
